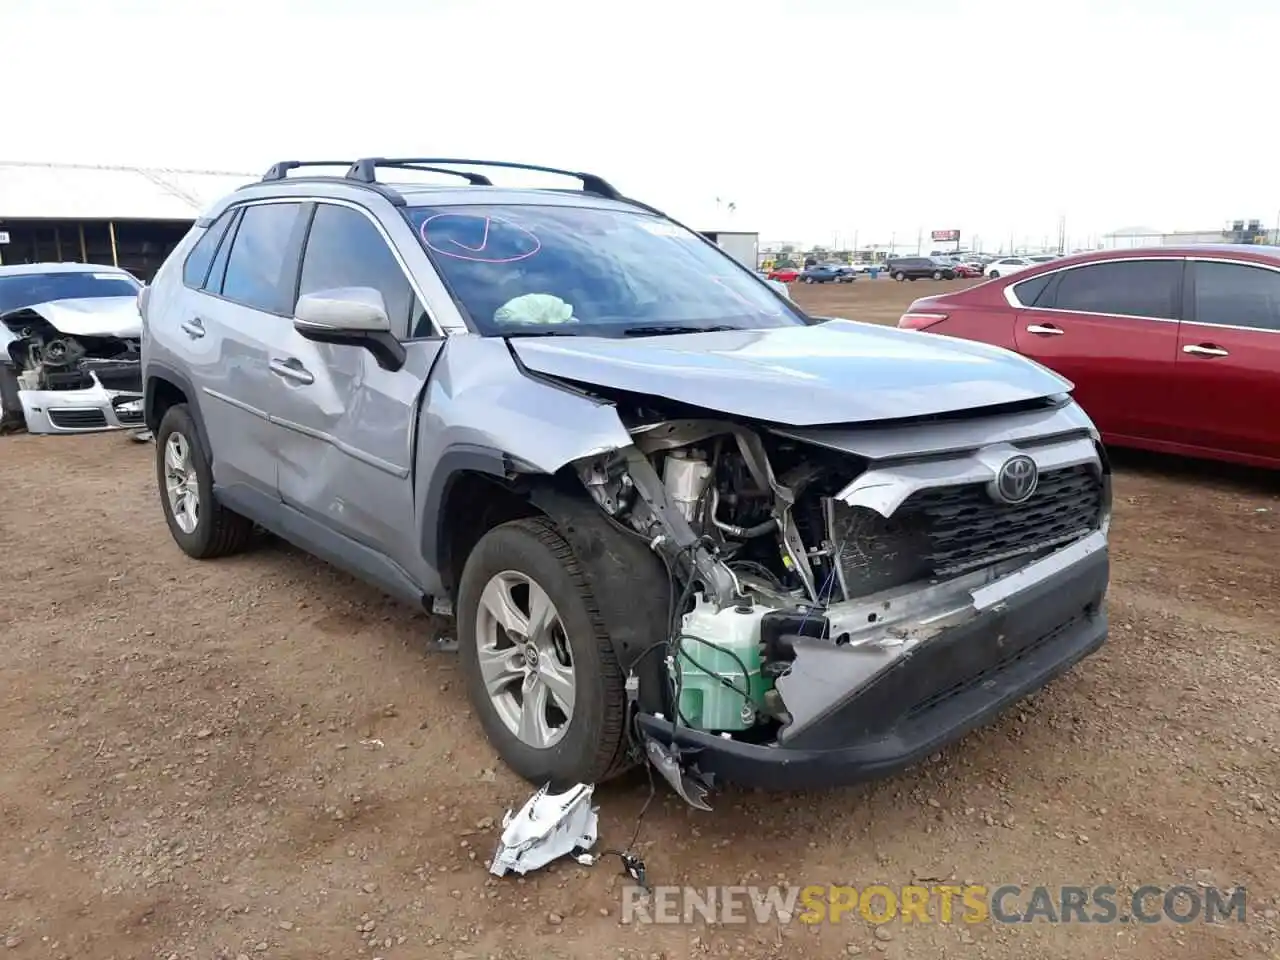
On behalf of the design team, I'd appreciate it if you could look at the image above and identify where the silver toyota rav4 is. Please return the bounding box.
[140,158,1111,801]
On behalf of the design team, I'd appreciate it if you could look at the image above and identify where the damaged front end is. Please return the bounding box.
[1,301,144,434]
[568,395,1112,796]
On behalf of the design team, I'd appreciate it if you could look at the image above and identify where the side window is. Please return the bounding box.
[1011,272,1053,307]
[204,207,242,295]
[1047,260,1181,320]
[183,211,235,288]
[1192,261,1280,331]
[298,203,423,335]
[220,202,306,314]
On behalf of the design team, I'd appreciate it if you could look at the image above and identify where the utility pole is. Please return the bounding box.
[915,228,922,255]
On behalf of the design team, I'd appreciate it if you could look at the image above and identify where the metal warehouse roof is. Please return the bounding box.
[0,161,255,221]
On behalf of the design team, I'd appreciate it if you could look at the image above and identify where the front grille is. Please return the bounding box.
[828,465,1103,598]
[46,408,109,429]
[84,360,143,392]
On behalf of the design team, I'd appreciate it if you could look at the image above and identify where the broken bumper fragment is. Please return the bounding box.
[636,532,1109,790]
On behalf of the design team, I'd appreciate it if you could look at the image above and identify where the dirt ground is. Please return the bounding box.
[2,277,1278,959]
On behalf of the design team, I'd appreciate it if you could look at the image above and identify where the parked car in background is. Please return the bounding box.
[767,266,800,283]
[952,262,982,278]
[984,257,1035,278]
[897,245,1280,468]
[887,257,956,281]
[0,262,145,434]
[799,264,855,284]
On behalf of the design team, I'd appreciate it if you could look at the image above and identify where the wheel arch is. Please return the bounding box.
[145,364,211,454]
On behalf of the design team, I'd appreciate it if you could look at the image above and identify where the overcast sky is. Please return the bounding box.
[6,0,1277,248]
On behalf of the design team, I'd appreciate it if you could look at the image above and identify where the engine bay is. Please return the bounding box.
[2,310,142,393]
[571,406,1108,763]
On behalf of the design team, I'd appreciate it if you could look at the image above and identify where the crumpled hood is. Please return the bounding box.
[510,318,1072,426]
[8,296,141,338]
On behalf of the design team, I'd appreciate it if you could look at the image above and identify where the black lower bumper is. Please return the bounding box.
[637,545,1108,790]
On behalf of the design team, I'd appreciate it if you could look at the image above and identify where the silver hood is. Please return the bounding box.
[14,296,142,338]
[509,318,1073,427]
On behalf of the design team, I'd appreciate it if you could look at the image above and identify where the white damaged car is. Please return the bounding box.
[0,262,146,435]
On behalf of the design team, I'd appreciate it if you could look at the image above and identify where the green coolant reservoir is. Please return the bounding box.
[676,601,770,732]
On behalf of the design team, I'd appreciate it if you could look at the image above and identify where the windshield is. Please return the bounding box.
[402,204,805,336]
[0,270,139,316]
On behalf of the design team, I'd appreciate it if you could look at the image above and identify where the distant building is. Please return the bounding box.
[1102,220,1278,250]
[0,161,252,279]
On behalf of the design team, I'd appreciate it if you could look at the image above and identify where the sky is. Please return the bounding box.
[5,0,1279,250]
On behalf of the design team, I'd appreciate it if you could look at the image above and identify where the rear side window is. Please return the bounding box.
[298,203,425,336]
[1011,272,1053,307]
[1045,260,1181,320]
[1192,261,1280,331]
[182,211,235,288]
[220,202,306,314]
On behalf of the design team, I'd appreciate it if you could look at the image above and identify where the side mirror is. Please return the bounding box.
[293,287,406,371]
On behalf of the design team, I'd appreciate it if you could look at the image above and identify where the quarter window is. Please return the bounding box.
[1192,261,1280,332]
[220,202,305,314]
[1011,272,1053,306]
[203,208,242,295]
[1045,260,1181,320]
[183,210,235,289]
[298,204,427,336]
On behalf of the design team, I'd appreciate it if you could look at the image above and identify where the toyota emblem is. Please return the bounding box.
[991,455,1039,504]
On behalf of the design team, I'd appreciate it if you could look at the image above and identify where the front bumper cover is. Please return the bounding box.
[18,371,144,434]
[637,533,1109,790]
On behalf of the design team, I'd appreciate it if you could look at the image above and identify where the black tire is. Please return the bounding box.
[155,404,254,559]
[893,271,905,282]
[932,270,943,280]
[0,364,24,434]
[458,517,630,788]
[989,271,1000,279]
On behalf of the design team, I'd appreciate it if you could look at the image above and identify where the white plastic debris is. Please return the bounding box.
[488,782,599,877]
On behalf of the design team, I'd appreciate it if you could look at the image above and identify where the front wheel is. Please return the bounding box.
[932,270,943,280]
[458,517,631,788]
[0,364,25,434]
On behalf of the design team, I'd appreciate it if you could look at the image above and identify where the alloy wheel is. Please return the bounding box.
[163,431,200,534]
[474,570,576,749]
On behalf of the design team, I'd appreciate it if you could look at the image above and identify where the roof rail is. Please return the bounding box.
[261,160,355,182]
[247,160,406,205]
[344,159,493,186]
[345,157,623,200]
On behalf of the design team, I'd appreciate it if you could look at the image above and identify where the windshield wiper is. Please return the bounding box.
[500,329,578,338]
[618,324,739,337]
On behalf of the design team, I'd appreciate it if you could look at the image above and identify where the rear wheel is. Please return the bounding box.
[155,404,254,559]
[893,271,905,282]
[988,271,1000,279]
[458,517,630,788]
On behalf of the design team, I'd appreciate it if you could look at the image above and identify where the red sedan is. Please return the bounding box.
[767,266,799,283]
[898,245,1280,469]
[952,263,982,278]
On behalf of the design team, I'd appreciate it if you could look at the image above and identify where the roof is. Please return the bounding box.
[213,177,651,219]
[0,261,130,277]
[0,161,255,221]
[1067,243,1280,260]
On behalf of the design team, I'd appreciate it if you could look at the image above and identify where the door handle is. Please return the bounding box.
[180,318,205,339]
[1025,323,1064,336]
[269,357,315,385]
[1182,343,1229,358]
